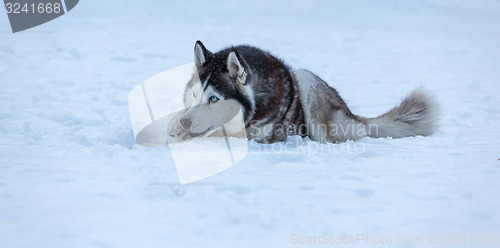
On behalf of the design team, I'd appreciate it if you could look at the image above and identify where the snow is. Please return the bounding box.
[1,0,500,247]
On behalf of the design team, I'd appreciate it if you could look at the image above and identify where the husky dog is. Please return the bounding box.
[168,41,439,144]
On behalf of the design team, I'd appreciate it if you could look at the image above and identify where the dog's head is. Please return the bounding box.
[176,41,255,136]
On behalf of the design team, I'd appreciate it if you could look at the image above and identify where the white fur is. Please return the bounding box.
[331,110,367,142]
[367,87,439,138]
[184,80,203,108]
[294,69,321,139]
[247,123,274,141]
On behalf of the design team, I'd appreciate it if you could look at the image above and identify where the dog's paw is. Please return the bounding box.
[167,112,193,141]
[168,121,187,139]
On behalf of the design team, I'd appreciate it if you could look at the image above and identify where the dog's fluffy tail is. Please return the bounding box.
[364,87,439,139]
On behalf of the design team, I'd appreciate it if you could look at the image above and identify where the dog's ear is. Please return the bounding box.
[227,49,249,85]
[194,40,212,67]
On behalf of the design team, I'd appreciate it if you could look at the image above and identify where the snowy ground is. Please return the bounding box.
[1,0,500,247]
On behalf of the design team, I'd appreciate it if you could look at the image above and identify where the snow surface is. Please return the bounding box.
[1,0,500,247]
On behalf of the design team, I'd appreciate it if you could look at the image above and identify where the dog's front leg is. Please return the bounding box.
[168,109,192,141]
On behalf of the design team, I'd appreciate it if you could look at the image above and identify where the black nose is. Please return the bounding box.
[180,117,192,130]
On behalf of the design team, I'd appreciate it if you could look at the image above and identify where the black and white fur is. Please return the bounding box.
[169,41,439,144]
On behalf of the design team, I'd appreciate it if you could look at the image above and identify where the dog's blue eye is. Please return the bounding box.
[209,95,219,103]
